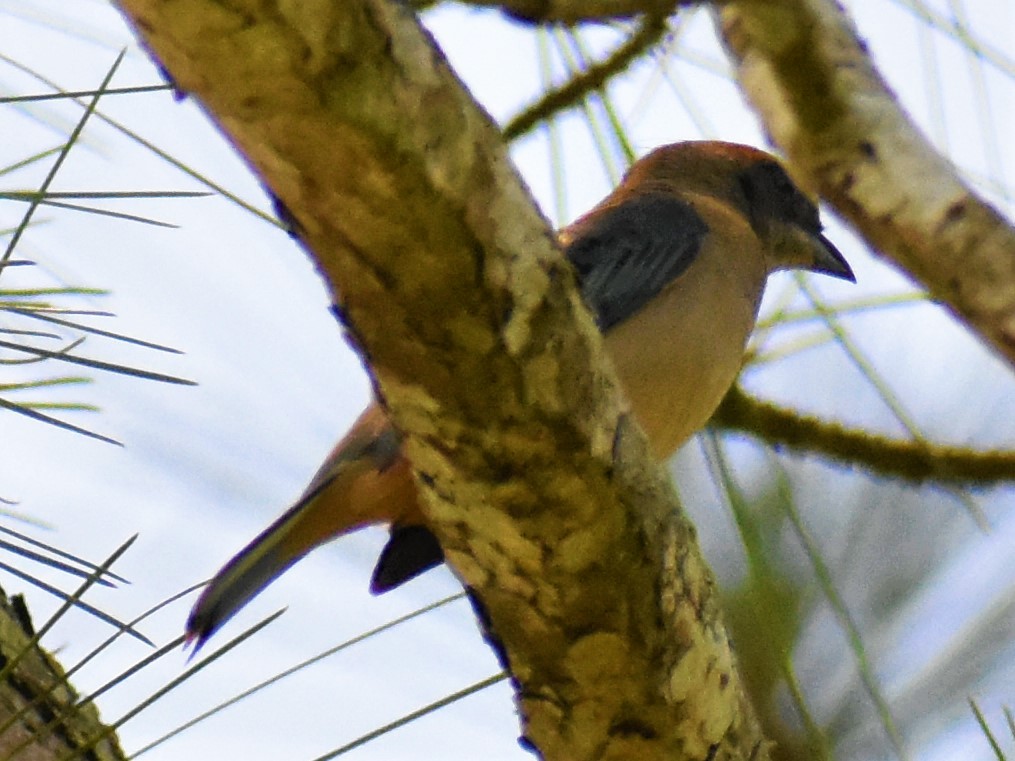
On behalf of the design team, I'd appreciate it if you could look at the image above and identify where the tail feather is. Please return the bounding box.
[186,473,343,649]
[370,525,445,594]
[186,404,424,648]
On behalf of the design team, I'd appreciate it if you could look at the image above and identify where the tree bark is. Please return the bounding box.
[113,1,770,758]
[0,587,127,761]
[718,0,1015,369]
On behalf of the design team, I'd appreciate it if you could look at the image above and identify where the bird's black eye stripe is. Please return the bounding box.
[739,160,822,234]
[742,161,796,201]
[771,166,798,199]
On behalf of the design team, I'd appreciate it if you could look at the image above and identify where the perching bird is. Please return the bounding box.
[186,141,854,647]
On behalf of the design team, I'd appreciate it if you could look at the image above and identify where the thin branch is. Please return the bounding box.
[713,386,1015,486]
[504,9,673,141]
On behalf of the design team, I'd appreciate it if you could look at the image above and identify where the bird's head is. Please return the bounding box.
[619,141,855,282]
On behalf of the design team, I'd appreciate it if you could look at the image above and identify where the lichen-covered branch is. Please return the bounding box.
[713,386,1015,486]
[717,0,1015,369]
[0,587,126,761]
[113,1,770,759]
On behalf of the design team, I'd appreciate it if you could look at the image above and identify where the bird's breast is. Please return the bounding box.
[603,220,767,460]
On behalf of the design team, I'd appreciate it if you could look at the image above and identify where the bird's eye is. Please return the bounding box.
[770,166,797,197]
[752,161,797,201]
[739,161,821,233]
[740,162,786,204]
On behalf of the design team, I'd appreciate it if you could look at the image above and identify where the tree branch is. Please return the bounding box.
[717,0,1015,369]
[114,0,768,758]
[503,9,673,142]
[0,587,126,760]
[713,386,1015,486]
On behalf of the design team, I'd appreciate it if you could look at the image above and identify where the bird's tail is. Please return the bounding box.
[185,405,416,650]
[185,472,348,651]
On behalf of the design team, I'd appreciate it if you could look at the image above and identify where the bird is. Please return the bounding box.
[186,140,854,648]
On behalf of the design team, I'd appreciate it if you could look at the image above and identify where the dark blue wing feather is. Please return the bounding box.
[564,193,708,331]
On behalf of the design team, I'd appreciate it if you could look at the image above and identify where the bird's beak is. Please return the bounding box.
[808,232,855,282]
[767,217,855,283]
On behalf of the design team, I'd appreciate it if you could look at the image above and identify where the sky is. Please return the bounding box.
[0,1,1013,759]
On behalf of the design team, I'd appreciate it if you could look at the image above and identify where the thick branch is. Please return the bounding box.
[717,0,1015,368]
[114,0,767,758]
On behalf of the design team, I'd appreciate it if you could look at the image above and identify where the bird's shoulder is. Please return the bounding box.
[563,192,709,332]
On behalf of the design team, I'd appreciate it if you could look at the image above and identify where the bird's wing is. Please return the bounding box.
[564,193,708,332]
